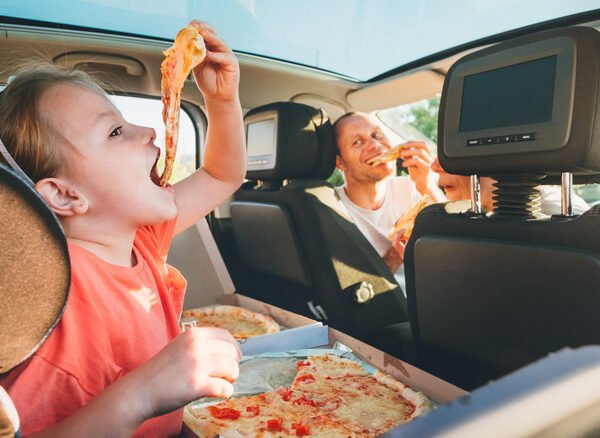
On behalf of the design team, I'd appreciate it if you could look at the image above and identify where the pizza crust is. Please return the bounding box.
[181,305,280,340]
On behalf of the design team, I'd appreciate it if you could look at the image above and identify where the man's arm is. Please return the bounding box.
[173,21,246,235]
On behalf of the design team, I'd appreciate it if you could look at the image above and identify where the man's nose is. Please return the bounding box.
[368,137,386,151]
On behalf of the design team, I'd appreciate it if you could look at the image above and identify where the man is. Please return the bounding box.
[431,157,589,215]
[334,112,445,288]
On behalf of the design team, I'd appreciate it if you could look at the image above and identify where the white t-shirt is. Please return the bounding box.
[538,186,589,216]
[336,176,422,293]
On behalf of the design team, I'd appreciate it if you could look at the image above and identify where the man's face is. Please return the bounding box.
[335,113,395,184]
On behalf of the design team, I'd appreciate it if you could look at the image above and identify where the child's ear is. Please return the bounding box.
[35,178,89,217]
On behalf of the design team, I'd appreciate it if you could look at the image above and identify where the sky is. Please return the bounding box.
[2,0,599,80]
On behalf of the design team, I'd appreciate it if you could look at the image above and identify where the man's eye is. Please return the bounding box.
[373,132,384,139]
[110,127,122,137]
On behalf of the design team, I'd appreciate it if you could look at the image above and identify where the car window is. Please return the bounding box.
[376,97,440,152]
[110,95,199,183]
[377,97,600,207]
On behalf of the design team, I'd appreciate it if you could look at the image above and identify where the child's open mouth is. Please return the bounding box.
[150,152,161,186]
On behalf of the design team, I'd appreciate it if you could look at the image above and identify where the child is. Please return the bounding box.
[0,21,244,437]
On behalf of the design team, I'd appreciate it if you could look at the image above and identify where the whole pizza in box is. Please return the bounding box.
[184,354,432,437]
[181,305,280,340]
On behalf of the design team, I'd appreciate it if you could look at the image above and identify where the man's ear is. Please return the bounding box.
[335,154,345,172]
[35,178,89,217]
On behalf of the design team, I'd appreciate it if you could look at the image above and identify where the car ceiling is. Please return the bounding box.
[1,16,600,120]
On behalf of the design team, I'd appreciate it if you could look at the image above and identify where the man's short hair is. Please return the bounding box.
[332,112,360,152]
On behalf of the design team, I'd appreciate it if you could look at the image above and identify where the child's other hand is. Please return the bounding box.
[189,20,240,103]
[136,327,241,418]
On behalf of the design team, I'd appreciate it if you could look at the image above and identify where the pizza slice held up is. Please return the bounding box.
[159,25,207,186]
[368,144,404,166]
[389,196,431,240]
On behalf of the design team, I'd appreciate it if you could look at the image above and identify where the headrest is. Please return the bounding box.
[439,26,600,182]
[0,163,70,374]
[244,102,336,181]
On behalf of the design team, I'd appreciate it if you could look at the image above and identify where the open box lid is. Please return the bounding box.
[383,346,600,437]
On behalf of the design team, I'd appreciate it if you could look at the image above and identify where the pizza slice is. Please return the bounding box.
[180,305,280,340]
[159,25,207,186]
[389,196,430,240]
[368,144,404,165]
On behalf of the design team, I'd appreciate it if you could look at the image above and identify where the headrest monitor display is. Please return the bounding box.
[459,55,557,133]
[439,27,600,176]
[245,111,278,171]
[440,34,577,165]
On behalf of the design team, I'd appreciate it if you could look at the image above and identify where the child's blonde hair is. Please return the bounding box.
[0,62,105,182]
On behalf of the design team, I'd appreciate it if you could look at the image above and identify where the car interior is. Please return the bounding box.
[1,3,600,435]
[229,101,411,355]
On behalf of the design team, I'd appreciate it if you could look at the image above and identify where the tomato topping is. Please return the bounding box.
[292,422,311,436]
[267,418,283,431]
[325,376,332,380]
[246,405,260,416]
[293,395,326,408]
[279,388,294,401]
[296,374,315,384]
[207,406,241,419]
[296,360,311,369]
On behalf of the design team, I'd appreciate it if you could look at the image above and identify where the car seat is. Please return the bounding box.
[229,102,413,355]
[0,160,71,436]
[404,26,600,390]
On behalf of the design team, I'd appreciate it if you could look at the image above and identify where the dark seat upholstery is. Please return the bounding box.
[230,102,411,353]
[404,27,600,390]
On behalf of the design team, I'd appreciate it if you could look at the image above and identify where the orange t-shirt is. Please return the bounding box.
[0,220,187,437]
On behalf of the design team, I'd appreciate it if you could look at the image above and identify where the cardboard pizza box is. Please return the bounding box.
[178,221,467,436]
[219,293,466,405]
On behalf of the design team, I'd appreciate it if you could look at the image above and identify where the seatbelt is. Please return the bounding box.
[0,137,35,187]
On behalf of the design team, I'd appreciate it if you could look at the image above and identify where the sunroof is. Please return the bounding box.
[1,0,599,81]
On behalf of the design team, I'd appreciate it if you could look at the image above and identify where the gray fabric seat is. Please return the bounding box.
[230,102,412,354]
[404,27,600,390]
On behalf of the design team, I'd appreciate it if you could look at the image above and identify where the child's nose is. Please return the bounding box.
[139,126,156,144]
[431,157,443,174]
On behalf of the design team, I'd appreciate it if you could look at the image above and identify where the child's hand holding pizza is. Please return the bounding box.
[189,20,239,103]
[133,327,241,419]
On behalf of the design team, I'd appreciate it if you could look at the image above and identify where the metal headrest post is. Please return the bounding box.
[561,172,574,217]
[470,174,482,215]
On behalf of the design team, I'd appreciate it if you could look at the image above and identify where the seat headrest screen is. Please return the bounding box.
[459,55,557,133]
[245,112,278,171]
[248,119,276,156]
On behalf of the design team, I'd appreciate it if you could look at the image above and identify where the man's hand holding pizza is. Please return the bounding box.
[400,141,446,203]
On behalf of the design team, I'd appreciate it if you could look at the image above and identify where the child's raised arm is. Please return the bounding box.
[173,21,246,235]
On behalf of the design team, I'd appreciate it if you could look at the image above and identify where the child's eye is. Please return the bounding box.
[352,139,363,146]
[110,126,122,137]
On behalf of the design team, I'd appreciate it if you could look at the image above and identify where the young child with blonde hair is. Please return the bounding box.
[0,21,244,437]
